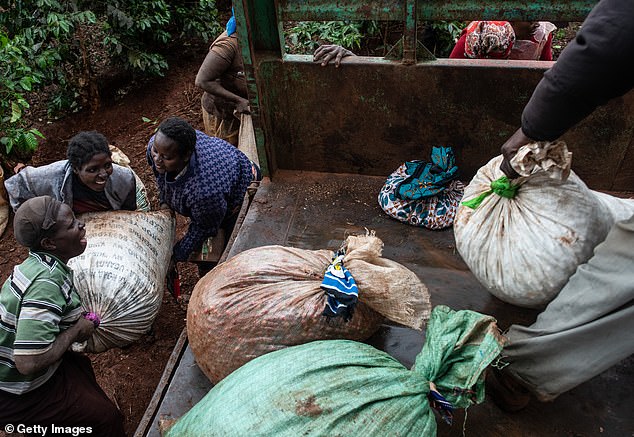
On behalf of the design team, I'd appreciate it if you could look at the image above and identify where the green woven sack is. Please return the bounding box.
[166,306,504,437]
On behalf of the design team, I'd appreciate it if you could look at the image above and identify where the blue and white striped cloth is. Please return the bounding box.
[321,251,358,322]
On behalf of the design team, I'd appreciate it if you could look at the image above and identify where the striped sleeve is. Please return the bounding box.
[13,277,73,356]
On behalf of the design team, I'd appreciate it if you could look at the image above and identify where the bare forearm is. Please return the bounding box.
[195,49,249,113]
[199,80,245,106]
[14,321,93,375]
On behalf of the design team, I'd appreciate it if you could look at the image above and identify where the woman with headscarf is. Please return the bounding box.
[195,9,249,146]
[449,21,516,59]
[449,20,556,60]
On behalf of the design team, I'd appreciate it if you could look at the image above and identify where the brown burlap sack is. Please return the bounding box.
[187,233,430,383]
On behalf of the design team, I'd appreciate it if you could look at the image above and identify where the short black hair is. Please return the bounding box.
[157,117,197,156]
[67,131,111,169]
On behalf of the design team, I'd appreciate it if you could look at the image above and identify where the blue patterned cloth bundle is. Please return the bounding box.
[321,250,359,322]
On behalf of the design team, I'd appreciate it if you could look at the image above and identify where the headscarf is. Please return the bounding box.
[508,21,557,60]
[226,7,236,36]
[464,21,515,59]
[14,196,62,248]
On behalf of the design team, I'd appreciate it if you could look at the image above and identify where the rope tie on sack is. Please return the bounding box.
[321,249,359,322]
[82,311,101,328]
[461,176,519,209]
[428,382,454,425]
[70,312,100,353]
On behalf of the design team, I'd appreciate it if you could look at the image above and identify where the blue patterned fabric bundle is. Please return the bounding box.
[321,250,359,321]
[378,146,464,230]
[396,146,459,200]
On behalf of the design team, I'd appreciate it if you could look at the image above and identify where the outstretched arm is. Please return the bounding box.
[500,0,634,177]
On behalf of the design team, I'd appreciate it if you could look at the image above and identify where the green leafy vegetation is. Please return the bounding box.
[284,20,465,58]
[0,0,220,164]
[285,21,371,54]
[424,21,465,57]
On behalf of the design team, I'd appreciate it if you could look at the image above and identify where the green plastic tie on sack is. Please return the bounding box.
[461,176,519,209]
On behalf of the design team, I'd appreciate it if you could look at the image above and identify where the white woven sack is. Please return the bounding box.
[454,142,634,308]
[592,189,634,223]
[69,210,175,352]
[238,113,259,165]
[109,145,151,211]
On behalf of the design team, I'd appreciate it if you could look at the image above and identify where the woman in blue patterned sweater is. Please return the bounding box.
[147,117,259,275]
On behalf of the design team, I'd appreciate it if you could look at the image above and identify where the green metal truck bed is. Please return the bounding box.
[137,171,633,437]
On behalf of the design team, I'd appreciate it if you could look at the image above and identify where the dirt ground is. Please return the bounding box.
[0,42,209,435]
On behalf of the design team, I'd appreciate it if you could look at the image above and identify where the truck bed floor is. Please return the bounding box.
[140,171,633,437]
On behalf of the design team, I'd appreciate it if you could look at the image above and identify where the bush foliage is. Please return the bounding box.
[284,20,464,58]
[0,0,220,162]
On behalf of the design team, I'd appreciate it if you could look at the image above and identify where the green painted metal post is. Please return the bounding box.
[234,0,280,177]
[403,0,417,64]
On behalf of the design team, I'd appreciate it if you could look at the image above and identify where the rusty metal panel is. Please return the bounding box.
[238,0,607,183]
[255,56,634,190]
[237,0,629,188]
[417,0,597,21]
[277,0,405,21]
[276,0,597,22]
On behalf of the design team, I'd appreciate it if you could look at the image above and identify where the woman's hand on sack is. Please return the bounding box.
[234,97,251,116]
[159,202,171,210]
[500,128,534,179]
[313,44,356,67]
[73,317,96,342]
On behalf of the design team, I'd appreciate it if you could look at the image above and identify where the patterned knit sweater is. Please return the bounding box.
[147,131,253,261]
